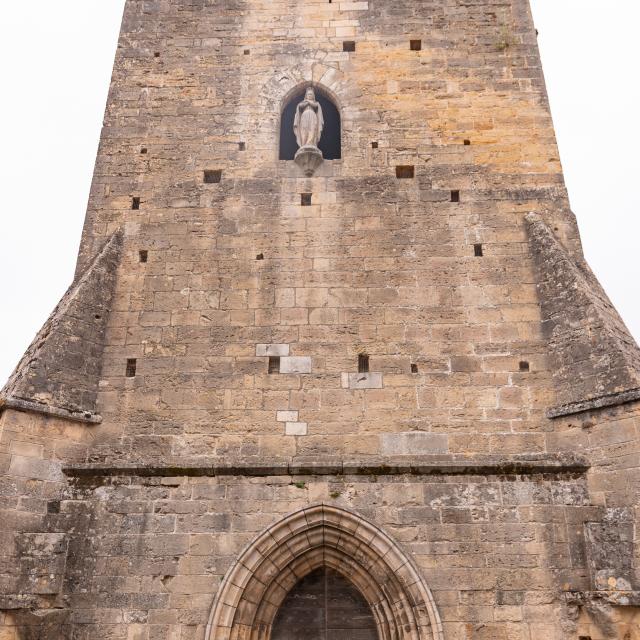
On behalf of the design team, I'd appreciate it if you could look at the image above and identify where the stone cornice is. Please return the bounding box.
[0,395,102,424]
[547,387,640,418]
[63,453,590,478]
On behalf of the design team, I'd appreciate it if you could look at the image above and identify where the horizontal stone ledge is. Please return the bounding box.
[564,590,640,608]
[548,387,640,418]
[0,594,40,611]
[0,395,102,424]
[63,454,589,479]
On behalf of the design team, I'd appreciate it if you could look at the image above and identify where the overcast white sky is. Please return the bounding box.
[0,1,638,386]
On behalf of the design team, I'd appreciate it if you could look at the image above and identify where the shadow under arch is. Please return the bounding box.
[205,504,444,640]
[279,83,342,161]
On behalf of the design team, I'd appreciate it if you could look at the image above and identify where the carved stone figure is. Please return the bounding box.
[293,87,324,176]
[294,88,324,148]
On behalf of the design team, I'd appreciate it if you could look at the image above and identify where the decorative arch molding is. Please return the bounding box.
[258,62,348,113]
[206,504,444,640]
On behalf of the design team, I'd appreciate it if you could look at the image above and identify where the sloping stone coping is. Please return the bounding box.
[565,591,640,608]
[0,396,102,424]
[205,504,444,640]
[63,454,589,478]
[548,387,640,418]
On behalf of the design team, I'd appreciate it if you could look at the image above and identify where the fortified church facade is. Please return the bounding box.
[2,1,640,639]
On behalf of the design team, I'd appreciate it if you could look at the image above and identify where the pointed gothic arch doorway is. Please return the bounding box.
[271,566,378,640]
[206,504,444,640]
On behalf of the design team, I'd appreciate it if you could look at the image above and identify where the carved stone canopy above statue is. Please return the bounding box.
[279,85,341,175]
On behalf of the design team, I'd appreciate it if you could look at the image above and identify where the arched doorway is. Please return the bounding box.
[271,567,378,640]
[279,85,342,161]
[206,504,444,640]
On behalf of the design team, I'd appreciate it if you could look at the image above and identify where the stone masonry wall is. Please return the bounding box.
[72,0,580,466]
[0,409,93,626]
[9,469,596,640]
[550,401,640,589]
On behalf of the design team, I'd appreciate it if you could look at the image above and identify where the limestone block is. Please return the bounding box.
[280,357,312,374]
[341,373,383,390]
[256,344,289,357]
[275,288,295,308]
[277,411,299,423]
[16,532,68,595]
[381,432,449,455]
[8,456,64,482]
[285,422,308,436]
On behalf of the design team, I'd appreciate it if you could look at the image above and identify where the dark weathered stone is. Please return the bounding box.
[1,230,123,422]
[526,213,640,416]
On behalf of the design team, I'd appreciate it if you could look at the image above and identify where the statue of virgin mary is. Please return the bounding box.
[293,87,324,150]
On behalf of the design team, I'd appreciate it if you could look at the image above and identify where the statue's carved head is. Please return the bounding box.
[305,87,316,101]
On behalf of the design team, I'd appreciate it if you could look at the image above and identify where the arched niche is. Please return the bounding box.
[206,504,444,640]
[279,85,342,161]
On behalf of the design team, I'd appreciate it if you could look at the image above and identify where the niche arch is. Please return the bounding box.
[279,83,342,161]
[205,504,444,640]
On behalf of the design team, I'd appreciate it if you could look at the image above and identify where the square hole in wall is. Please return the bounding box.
[464,139,471,146]
[47,500,61,514]
[126,358,137,378]
[139,250,148,263]
[358,354,370,374]
[410,40,422,51]
[371,141,378,149]
[204,169,222,184]
[343,41,356,52]
[519,361,530,372]
[239,142,246,151]
[396,165,415,179]
[301,193,312,206]
[474,243,483,257]
[154,52,160,58]
[268,356,281,374]
[411,363,419,374]
[131,197,141,210]
[256,253,264,261]
[244,49,250,55]
[451,190,460,203]
[140,147,148,154]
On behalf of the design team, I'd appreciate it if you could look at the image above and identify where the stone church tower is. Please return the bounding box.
[2,1,640,638]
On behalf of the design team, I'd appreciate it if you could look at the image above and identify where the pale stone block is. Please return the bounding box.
[295,288,328,308]
[277,410,298,423]
[340,1,369,10]
[8,456,64,482]
[336,26,356,37]
[280,356,312,374]
[341,372,383,390]
[285,422,308,436]
[9,441,44,458]
[381,432,449,455]
[256,344,289,357]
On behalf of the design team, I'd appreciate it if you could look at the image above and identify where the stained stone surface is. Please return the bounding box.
[0,231,122,422]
